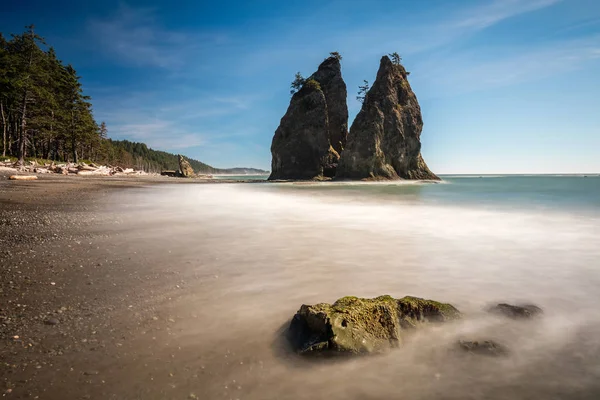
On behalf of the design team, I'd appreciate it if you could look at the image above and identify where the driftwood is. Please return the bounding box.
[1,160,151,177]
[9,175,38,180]
[78,164,97,171]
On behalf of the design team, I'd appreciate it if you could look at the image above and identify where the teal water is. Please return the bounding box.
[212,174,269,181]
[263,175,600,214]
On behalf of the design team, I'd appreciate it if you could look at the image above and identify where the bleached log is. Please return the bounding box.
[0,166,18,174]
[9,175,38,180]
[78,164,97,171]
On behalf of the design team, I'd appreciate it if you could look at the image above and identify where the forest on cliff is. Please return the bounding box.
[0,26,237,174]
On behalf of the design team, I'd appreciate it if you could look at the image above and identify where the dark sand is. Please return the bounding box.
[0,174,251,399]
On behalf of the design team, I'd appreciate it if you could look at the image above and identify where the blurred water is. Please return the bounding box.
[110,176,600,399]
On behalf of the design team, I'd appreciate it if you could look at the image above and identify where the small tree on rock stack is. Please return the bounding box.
[389,52,402,65]
[290,72,305,95]
[329,52,342,61]
[357,80,369,103]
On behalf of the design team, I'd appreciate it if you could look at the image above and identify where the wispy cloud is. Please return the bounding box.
[412,34,600,96]
[88,4,227,69]
[454,0,563,30]
[91,90,261,152]
[107,120,207,150]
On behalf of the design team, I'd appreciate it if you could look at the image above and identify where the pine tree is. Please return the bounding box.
[8,25,50,164]
[388,52,402,65]
[357,80,369,103]
[290,72,305,95]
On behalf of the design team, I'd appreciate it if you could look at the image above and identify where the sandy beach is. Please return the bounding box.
[2,174,600,400]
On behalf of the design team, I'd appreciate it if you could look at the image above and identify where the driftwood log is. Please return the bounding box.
[9,175,38,180]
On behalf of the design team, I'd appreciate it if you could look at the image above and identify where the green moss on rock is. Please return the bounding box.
[288,295,460,355]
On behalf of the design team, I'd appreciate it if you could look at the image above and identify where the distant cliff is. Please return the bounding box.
[102,140,268,175]
[269,55,348,180]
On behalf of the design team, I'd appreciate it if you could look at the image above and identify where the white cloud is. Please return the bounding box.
[107,120,206,150]
[88,4,227,69]
[454,0,563,30]
[412,35,600,95]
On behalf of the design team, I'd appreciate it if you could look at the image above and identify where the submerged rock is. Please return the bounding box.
[458,340,509,357]
[288,295,460,355]
[178,155,195,178]
[269,56,348,180]
[489,303,543,319]
[336,56,439,181]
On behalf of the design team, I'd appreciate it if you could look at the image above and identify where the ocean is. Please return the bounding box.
[110,175,600,399]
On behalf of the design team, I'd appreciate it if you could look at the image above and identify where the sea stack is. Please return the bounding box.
[336,56,439,180]
[178,155,194,178]
[268,55,348,180]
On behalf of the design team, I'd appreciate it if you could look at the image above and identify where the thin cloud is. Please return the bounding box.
[454,0,563,30]
[412,35,600,96]
[108,120,206,150]
[88,4,227,69]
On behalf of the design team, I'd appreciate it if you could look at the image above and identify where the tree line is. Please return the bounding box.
[105,139,218,174]
[0,25,107,164]
[0,25,221,174]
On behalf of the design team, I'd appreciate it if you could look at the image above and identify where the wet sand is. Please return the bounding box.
[2,175,600,399]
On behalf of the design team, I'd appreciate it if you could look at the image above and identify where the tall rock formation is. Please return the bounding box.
[336,56,439,180]
[311,57,349,154]
[178,155,194,178]
[268,56,348,180]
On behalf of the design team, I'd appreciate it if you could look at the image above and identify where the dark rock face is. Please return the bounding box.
[336,56,439,180]
[311,57,349,154]
[288,295,460,355]
[268,57,347,180]
[178,155,194,178]
[489,303,543,319]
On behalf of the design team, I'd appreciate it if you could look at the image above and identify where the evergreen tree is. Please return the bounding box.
[357,80,369,103]
[329,52,342,61]
[389,52,402,65]
[7,25,50,164]
[290,72,305,95]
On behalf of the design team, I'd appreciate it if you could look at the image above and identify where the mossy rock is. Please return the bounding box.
[488,303,543,319]
[458,340,509,357]
[288,295,460,355]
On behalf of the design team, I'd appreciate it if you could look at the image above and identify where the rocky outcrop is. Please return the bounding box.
[489,303,543,319]
[458,340,509,357]
[287,295,460,355]
[268,56,348,180]
[178,155,194,178]
[336,56,439,180]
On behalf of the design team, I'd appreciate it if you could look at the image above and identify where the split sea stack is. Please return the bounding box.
[268,53,439,181]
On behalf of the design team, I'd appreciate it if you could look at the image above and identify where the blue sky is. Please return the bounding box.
[2,0,600,172]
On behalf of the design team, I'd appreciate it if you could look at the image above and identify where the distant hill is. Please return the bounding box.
[216,168,270,175]
[102,140,268,175]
